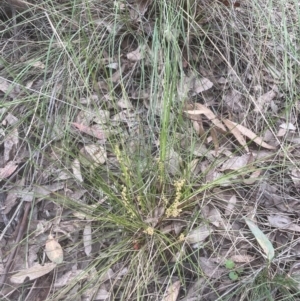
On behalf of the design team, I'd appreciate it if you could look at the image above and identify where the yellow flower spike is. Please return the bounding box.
[179,233,185,242]
[144,227,154,236]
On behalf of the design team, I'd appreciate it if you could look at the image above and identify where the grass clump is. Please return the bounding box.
[1,0,300,300]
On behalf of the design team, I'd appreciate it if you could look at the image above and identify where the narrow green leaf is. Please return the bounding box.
[244,218,274,262]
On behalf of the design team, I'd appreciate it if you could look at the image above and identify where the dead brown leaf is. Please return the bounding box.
[290,168,300,188]
[0,161,18,180]
[220,153,253,171]
[225,195,236,215]
[2,178,25,214]
[4,128,19,162]
[243,170,261,185]
[192,77,213,94]
[54,269,87,287]
[186,224,211,246]
[231,254,254,263]
[72,122,106,140]
[185,104,226,131]
[82,144,107,165]
[10,263,57,284]
[268,215,300,232]
[0,78,11,93]
[206,207,223,227]
[161,281,180,301]
[178,73,213,97]
[45,234,64,264]
[199,257,225,279]
[72,159,83,182]
[127,46,145,61]
[223,118,249,152]
[224,119,276,150]
[83,223,92,256]
[254,88,277,112]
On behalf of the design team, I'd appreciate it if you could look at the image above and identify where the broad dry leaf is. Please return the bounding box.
[276,128,286,137]
[243,170,261,185]
[231,254,254,263]
[181,278,204,301]
[72,122,106,140]
[72,158,83,182]
[192,119,205,136]
[254,89,277,112]
[93,110,110,125]
[225,120,276,150]
[290,168,300,188]
[165,148,182,175]
[223,118,249,152]
[207,208,223,227]
[186,224,211,245]
[0,161,18,180]
[83,223,92,256]
[84,144,107,165]
[33,182,65,197]
[189,158,200,175]
[95,286,111,300]
[117,98,133,109]
[268,215,300,232]
[225,195,237,215]
[105,62,118,69]
[160,221,185,235]
[220,154,252,171]
[185,104,226,131]
[76,110,109,126]
[161,281,180,301]
[192,77,213,94]
[210,127,219,154]
[279,122,296,130]
[111,64,126,82]
[244,218,274,261]
[2,178,25,214]
[30,61,45,69]
[199,257,225,279]
[45,234,64,264]
[268,215,291,229]
[4,112,18,125]
[4,127,18,162]
[54,269,87,287]
[199,160,224,183]
[127,46,144,61]
[0,78,11,93]
[10,262,56,284]
[178,73,213,97]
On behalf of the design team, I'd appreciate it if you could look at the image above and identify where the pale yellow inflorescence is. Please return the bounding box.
[121,185,135,218]
[178,233,185,242]
[166,179,185,218]
[144,226,154,236]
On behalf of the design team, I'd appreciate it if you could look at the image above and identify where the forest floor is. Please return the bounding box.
[1,0,300,300]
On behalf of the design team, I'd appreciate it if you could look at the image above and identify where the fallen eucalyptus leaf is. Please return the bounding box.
[244,218,274,261]
[225,120,276,150]
[83,223,92,256]
[45,234,64,264]
[161,281,180,301]
[185,104,226,131]
[10,263,56,284]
